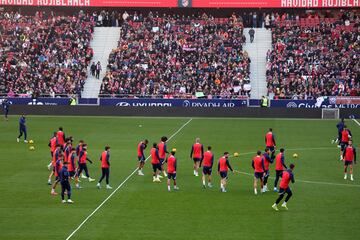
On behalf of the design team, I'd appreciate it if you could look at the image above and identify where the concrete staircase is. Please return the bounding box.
[82,27,121,98]
[243,28,272,99]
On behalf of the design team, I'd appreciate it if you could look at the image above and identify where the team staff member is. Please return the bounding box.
[263,148,273,192]
[59,161,74,204]
[158,136,168,178]
[167,150,179,191]
[2,98,10,121]
[252,151,265,195]
[274,148,287,192]
[190,138,204,177]
[272,164,295,211]
[343,140,356,181]
[77,145,95,183]
[201,146,214,188]
[97,146,112,189]
[340,126,352,161]
[218,152,233,193]
[137,139,148,176]
[265,128,276,159]
[151,143,162,182]
[17,115,28,143]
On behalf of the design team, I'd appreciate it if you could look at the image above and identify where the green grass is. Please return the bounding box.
[0,116,359,240]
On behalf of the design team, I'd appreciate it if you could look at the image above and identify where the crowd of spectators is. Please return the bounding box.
[100,12,251,98]
[0,10,94,97]
[266,10,360,99]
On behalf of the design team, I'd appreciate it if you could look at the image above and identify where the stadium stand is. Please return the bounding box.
[266,11,360,99]
[0,11,94,97]
[99,13,251,98]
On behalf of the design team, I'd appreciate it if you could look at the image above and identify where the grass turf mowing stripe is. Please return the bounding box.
[65,118,193,240]
[353,119,360,127]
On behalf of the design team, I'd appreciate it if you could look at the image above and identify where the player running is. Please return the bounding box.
[201,146,214,188]
[77,145,95,182]
[167,149,179,191]
[151,143,162,182]
[218,152,233,193]
[59,161,74,204]
[343,140,356,181]
[17,115,28,143]
[97,146,112,189]
[190,138,204,177]
[263,148,273,192]
[332,118,345,147]
[252,151,265,195]
[265,128,276,159]
[272,164,295,211]
[340,126,352,161]
[158,136,168,178]
[274,148,287,192]
[137,139,148,176]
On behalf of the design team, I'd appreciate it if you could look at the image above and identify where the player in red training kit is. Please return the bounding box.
[218,152,233,193]
[47,132,58,171]
[252,150,265,195]
[272,164,295,211]
[97,146,112,189]
[167,150,179,191]
[343,140,356,181]
[274,148,287,192]
[158,136,169,178]
[137,139,148,176]
[56,127,66,148]
[190,138,204,177]
[262,148,273,192]
[340,126,352,161]
[201,146,214,188]
[151,143,162,182]
[265,128,276,160]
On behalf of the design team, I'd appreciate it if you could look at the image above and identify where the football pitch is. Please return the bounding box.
[0,116,359,240]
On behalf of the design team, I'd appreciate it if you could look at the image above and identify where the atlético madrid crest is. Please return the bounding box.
[179,0,191,7]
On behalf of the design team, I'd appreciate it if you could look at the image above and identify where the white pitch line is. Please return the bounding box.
[353,118,360,127]
[234,170,360,188]
[65,118,193,240]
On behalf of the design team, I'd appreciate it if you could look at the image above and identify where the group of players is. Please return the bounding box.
[332,118,357,181]
[136,129,296,211]
[46,127,112,204]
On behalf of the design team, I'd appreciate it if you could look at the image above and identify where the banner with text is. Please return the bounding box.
[0,0,358,7]
[100,98,248,107]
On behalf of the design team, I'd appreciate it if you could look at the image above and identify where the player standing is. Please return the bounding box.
[47,132,58,170]
[59,161,74,204]
[201,146,214,188]
[340,126,352,161]
[332,118,345,146]
[343,140,356,181]
[48,144,61,185]
[252,151,265,195]
[218,152,233,193]
[17,115,28,143]
[272,164,295,211]
[263,148,273,192]
[151,143,162,182]
[57,127,66,148]
[274,148,287,192]
[68,148,80,189]
[51,150,63,195]
[97,146,112,189]
[77,145,95,182]
[265,128,276,159]
[190,138,204,177]
[137,139,148,176]
[158,136,168,178]
[167,150,179,191]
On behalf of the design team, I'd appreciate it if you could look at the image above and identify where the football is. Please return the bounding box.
[234,152,239,157]
[29,146,35,151]
[293,153,298,158]
[29,140,34,144]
